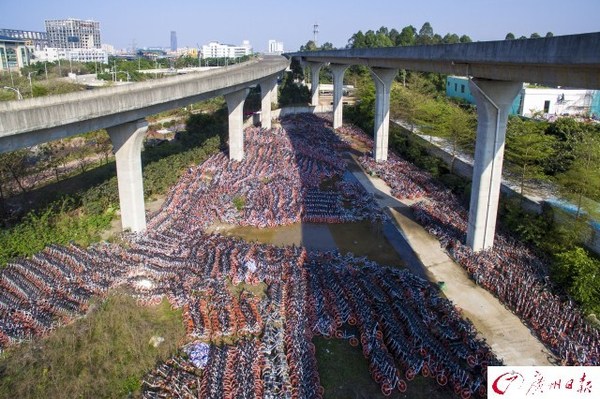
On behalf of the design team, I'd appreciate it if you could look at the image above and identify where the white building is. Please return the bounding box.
[520,87,595,117]
[446,76,600,118]
[200,40,252,59]
[101,43,115,55]
[268,40,284,54]
[34,47,108,63]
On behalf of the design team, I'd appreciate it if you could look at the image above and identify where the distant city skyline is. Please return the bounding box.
[1,0,599,52]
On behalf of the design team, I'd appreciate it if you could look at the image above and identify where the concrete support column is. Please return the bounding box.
[271,80,279,106]
[107,120,148,232]
[370,67,398,162]
[467,78,522,252]
[330,64,349,129]
[225,88,249,161]
[260,77,277,130]
[307,62,323,107]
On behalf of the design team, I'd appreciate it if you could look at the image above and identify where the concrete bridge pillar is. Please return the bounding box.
[467,78,522,252]
[106,120,148,232]
[225,88,249,161]
[370,67,397,162]
[260,77,277,130]
[307,62,324,107]
[271,79,279,106]
[330,64,349,129]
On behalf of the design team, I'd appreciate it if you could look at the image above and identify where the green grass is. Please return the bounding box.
[0,294,185,398]
[232,195,246,211]
[314,336,452,399]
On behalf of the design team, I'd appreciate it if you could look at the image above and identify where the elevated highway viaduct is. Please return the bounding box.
[0,55,288,232]
[287,32,600,251]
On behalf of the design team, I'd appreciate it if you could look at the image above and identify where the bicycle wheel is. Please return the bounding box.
[467,355,477,367]
[437,373,448,386]
[454,383,462,395]
[381,383,393,396]
[478,385,486,397]
[422,364,430,377]
[397,379,407,393]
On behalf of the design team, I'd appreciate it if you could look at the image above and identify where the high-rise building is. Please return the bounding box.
[45,18,101,49]
[268,40,284,54]
[170,31,177,52]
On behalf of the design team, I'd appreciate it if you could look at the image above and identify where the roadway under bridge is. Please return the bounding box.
[287,32,600,251]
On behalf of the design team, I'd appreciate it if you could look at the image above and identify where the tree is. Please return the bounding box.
[459,35,472,43]
[88,130,113,164]
[289,58,305,81]
[278,70,310,107]
[39,141,67,182]
[376,26,389,37]
[416,22,434,45]
[556,132,600,220]
[363,30,394,48]
[320,42,335,51]
[0,150,30,194]
[545,32,554,38]
[397,25,417,46]
[530,32,541,39]
[505,117,556,197]
[439,104,476,172]
[391,84,423,132]
[388,28,400,46]
[553,247,600,315]
[299,40,318,51]
[505,33,516,40]
[442,33,460,44]
[544,117,589,175]
[416,101,475,172]
[347,31,366,49]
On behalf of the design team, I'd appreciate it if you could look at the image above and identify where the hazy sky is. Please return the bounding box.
[1,0,599,52]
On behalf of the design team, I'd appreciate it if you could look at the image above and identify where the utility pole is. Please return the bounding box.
[313,23,319,48]
[27,71,36,98]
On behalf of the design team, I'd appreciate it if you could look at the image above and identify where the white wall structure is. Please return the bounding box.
[520,87,595,117]
[201,40,252,59]
[34,47,108,63]
[268,40,284,54]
